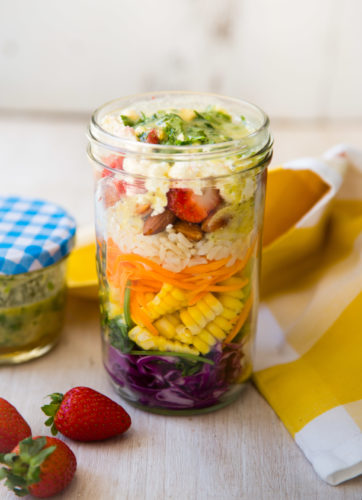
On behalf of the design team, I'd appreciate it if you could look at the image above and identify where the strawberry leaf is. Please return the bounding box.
[0,437,56,497]
[19,436,46,457]
[41,393,64,434]
[44,416,53,426]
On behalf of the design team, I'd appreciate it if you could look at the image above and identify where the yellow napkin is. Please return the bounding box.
[255,145,362,485]
[67,145,362,485]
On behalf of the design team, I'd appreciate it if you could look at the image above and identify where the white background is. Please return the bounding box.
[1,0,362,118]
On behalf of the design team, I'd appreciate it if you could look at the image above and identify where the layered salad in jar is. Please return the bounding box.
[89,93,271,413]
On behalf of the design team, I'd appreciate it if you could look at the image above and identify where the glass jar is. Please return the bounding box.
[0,196,76,364]
[0,262,66,364]
[87,91,273,414]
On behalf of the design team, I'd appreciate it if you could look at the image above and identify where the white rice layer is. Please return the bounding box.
[106,200,254,273]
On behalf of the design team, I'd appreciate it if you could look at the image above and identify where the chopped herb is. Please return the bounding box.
[121,106,249,146]
[120,115,136,127]
[108,315,135,354]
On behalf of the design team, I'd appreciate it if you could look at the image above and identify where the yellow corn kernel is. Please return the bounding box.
[221,308,239,320]
[188,306,207,326]
[203,293,224,315]
[214,316,231,331]
[145,284,188,320]
[192,337,210,355]
[197,300,214,318]
[161,293,180,307]
[206,322,226,340]
[224,289,245,300]
[178,108,196,121]
[179,310,199,334]
[129,326,167,350]
[170,287,188,301]
[122,109,140,122]
[157,129,166,141]
[198,330,216,346]
[179,293,223,335]
[107,285,123,318]
[167,314,180,328]
[175,330,194,344]
[129,325,198,355]
[218,295,242,312]
[154,316,177,339]
[165,340,199,355]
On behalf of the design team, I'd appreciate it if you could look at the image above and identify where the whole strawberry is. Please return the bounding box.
[42,387,131,441]
[0,436,76,497]
[0,398,31,453]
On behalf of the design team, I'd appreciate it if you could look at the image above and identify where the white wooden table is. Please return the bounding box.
[1,115,362,499]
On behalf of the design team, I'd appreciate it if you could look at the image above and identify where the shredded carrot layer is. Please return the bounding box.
[106,237,255,335]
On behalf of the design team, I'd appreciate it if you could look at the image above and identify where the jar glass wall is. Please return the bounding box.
[0,260,67,364]
[88,91,272,414]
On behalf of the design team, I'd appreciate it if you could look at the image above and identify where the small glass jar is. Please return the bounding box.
[0,196,76,364]
[87,91,273,414]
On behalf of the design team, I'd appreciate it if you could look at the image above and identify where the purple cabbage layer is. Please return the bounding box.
[105,342,244,410]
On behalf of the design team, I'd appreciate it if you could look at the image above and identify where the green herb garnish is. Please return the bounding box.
[121,106,248,146]
[108,316,135,353]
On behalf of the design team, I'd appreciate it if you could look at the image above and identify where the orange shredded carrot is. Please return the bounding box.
[130,299,159,336]
[187,291,209,305]
[182,257,230,274]
[117,270,131,305]
[223,294,253,344]
[106,236,256,301]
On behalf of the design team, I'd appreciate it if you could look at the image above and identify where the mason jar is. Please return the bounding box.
[0,196,75,364]
[87,91,273,414]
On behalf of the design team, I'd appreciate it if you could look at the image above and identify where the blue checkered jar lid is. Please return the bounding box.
[0,196,76,275]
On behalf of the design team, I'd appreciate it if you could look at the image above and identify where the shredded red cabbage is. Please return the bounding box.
[104,342,244,410]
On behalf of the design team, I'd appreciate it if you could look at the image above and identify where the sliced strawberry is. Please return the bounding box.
[102,155,124,177]
[167,187,222,223]
[146,129,159,144]
[101,155,126,196]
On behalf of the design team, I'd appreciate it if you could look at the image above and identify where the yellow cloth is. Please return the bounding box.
[67,145,362,485]
[255,145,362,485]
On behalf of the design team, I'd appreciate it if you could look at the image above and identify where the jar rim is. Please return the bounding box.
[87,91,273,181]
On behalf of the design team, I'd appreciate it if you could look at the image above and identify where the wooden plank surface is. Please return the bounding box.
[0,116,361,499]
[1,298,362,499]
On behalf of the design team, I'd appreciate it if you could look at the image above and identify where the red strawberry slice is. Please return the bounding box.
[146,129,159,144]
[102,155,124,177]
[42,387,131,442]
[101,155,126,196]
[167,187,222,223]
[0,398,31,453]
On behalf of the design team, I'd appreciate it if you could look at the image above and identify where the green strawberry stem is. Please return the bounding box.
[0,437,55,497]
[41,393,64,436]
